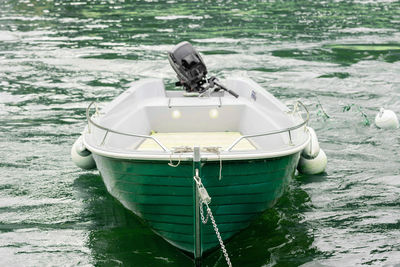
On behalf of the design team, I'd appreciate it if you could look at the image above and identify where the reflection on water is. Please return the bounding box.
[73,174,193,266]
[204,181,318,267]
[73,174,314,266]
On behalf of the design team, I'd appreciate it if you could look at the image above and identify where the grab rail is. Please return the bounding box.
[86,102,170,152]
[86,100,309,154]
[225,101,309,151]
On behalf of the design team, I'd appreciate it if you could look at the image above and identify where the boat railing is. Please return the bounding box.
[86,102,170,152]
[86,100,309,154]
[225,101,309,151]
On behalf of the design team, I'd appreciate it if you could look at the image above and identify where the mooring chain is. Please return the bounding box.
[205,203,232,267]
[193,170,232,267]
[199,200,209,224]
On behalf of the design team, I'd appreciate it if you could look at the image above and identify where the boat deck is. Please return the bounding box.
[136,132,256,151]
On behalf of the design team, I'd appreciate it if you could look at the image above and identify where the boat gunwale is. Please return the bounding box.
[85,138,309,161]
[84,100,310,160]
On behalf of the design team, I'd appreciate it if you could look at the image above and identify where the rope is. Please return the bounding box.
[94,103,99,117]
[173,146,194,153]
[168,146,193,167]
[167,146,223,180]
[202,147,222,180]
[168,153,181,167]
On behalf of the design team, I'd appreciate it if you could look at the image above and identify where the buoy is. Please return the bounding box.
[297,148,327,175]
[71,135,96,170]
[297,127,327,175]
[375,108,399,129]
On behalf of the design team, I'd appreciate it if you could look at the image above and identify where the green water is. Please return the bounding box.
[1,0,400,266]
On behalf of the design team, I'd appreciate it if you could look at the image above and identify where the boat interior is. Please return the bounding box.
[85,78,308,155]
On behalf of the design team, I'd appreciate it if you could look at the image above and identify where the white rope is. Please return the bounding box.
[167,146,223,181]
[94,103,100,117]
[199,146,223,180]
[173,146,194,153]
[168,153,181,167]
[168,146,193,167]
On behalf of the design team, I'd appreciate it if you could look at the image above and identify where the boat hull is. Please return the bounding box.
[92,152,300,254]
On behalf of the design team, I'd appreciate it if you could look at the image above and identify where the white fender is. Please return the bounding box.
[375,108,399,129]
[302,127,320,159]
[297,127,327,175]
[297,148,327,175]
[71,135,96,170]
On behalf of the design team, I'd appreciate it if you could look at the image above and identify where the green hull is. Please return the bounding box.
[93,153,300,254]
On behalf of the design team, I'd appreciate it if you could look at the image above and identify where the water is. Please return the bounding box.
[1,0,400,266]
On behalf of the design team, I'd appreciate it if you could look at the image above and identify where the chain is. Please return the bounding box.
[199,201,209,224]
[193,171,232,267]
[203,202,232,267]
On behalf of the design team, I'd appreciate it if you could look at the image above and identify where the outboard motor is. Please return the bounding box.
[168,41,208,92]
[168,41,239,98]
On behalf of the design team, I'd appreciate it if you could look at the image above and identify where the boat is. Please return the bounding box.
[73,42,313,264]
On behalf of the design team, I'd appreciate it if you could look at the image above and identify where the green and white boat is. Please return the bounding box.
[72,42,311,263]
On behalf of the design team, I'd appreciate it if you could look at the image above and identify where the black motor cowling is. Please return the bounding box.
[168,41,207,92]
